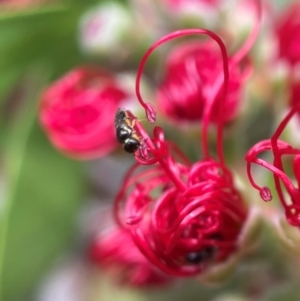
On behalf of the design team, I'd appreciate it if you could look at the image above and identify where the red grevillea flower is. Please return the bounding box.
[156,0,261,124]
[245,104,300,227]
[39,66,129,159]
[276,2,300,66]
[113,15,263,275]
[114,154,247,276]
[157,41,246,123]
[89,226,171,286]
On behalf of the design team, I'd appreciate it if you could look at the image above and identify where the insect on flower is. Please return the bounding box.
[115,108,142,153]
[112,3,261,274]
[112,0,262,278]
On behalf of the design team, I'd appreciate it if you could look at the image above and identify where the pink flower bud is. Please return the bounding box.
[157,41,244,123]
[39,66,129,159]
[276,2,300,66]
[89,226,171,287]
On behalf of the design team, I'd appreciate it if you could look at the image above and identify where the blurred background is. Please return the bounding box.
[1,0,300,300]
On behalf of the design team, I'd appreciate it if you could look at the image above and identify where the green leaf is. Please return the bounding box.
[0,75,85,300]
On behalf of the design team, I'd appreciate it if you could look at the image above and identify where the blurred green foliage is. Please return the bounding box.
[0,2,103,300]
[0,4,82,102]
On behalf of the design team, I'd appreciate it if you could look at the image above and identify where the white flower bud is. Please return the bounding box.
[79,3,132,58]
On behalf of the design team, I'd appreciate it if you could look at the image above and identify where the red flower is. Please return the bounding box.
[113,21,262,276]
[39,67,129,159]
[157,41,245,123]
[114,155,247,276]
[89,226,171,286]
[245,104,300,227]
[155,0,262,124]
[276,2,300,66]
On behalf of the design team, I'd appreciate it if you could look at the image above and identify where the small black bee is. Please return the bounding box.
[115,109,141,153]
[186,246,215,264]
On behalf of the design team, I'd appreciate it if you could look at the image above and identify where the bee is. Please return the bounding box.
[115,109,141,153]
[186,246,215,264]
[186,234,221,264]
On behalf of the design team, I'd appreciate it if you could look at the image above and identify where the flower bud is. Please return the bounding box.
[89,226,171,287]
[39,66,130,159]
[276,2,300,66]
[78,2,133,59]
[157,41,243,124]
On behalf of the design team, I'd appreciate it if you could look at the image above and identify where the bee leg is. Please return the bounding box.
[135,138,149,159]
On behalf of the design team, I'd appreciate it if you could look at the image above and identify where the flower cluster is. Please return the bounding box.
[112,23,260,278]
[114,155,247,276]
[37,0,300,290]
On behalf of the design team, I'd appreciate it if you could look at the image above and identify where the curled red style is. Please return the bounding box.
[114,155,247,276]
[39,66,129,159]
[245,104,300,227]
